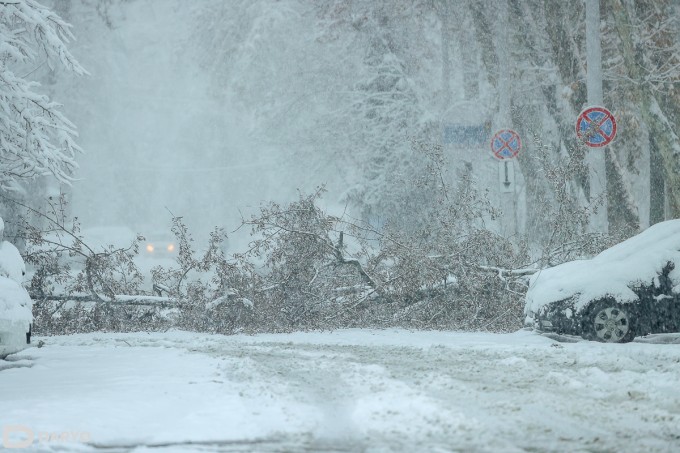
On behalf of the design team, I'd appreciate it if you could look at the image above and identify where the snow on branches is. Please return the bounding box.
[0,0,85,191]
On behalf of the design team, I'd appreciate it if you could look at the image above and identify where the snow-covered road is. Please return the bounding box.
[1,329,679,452]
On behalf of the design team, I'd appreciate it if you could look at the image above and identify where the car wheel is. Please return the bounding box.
[583,299,636,343]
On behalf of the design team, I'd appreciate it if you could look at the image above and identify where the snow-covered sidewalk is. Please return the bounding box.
[1,329,679,452]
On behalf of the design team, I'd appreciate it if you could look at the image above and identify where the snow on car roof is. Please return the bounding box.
[0,277,33,324]
[0,241,25,284]
[525,219,680,314]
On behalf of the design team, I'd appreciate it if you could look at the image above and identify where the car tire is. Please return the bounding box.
[582,298,637,343]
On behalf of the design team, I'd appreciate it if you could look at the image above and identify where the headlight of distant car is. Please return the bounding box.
[144,242,176,255]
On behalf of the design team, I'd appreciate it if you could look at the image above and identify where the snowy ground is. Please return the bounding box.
[1,329,680,452]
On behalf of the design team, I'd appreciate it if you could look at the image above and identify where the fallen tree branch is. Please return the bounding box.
[476,265,538,278]
[32,294,176,308]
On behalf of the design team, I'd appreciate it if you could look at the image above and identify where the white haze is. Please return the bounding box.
[42,0,356,247]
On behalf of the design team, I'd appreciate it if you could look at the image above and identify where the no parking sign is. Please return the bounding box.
[576,106,617,147]
[490,129,521,160]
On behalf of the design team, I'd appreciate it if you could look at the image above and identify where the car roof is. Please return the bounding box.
[593,219,680,263]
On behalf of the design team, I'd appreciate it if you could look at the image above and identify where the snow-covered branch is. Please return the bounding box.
[0,0,85,190]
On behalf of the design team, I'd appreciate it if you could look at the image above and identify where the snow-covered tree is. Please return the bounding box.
[308,1,442,229]
[0,0,85,193]
[608,0,680,220]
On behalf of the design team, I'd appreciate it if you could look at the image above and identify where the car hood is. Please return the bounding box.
[525,219,680,315]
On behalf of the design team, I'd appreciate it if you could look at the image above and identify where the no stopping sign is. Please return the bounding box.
[490,129,521,160]
[576,106,617,147]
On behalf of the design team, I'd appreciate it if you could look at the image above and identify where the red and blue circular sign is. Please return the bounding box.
[576,106,617,147]
[490,129,521,160]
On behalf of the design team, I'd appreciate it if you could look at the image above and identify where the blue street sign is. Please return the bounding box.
[443,122,491,147]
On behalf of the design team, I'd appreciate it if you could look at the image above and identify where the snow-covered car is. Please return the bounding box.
[0,277,32,359]
[524,219,680,343]
[0,220,32,359]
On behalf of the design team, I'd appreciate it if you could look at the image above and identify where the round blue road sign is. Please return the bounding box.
[576,106,617,147]
[490,129,521,160]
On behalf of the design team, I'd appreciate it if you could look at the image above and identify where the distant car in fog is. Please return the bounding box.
[524,220,680,343]
[79,226,177,282]
[80,226,176,259]
[141,233,177,259]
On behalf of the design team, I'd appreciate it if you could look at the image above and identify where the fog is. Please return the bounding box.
[43,0,336,247]
[35,0,679,250]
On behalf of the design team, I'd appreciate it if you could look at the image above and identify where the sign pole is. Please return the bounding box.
[585,0,608,234]
[497,0,516,237]
[504,162,510,188]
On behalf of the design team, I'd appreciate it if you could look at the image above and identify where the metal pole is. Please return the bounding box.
[498,0,516,237]
[498,0,511,126]
[585,0,608,233]
[586,0,603,106]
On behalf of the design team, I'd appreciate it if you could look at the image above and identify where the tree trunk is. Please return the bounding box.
[469,0,498,90]
[439,1,452,106]
[610,0,680,219]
